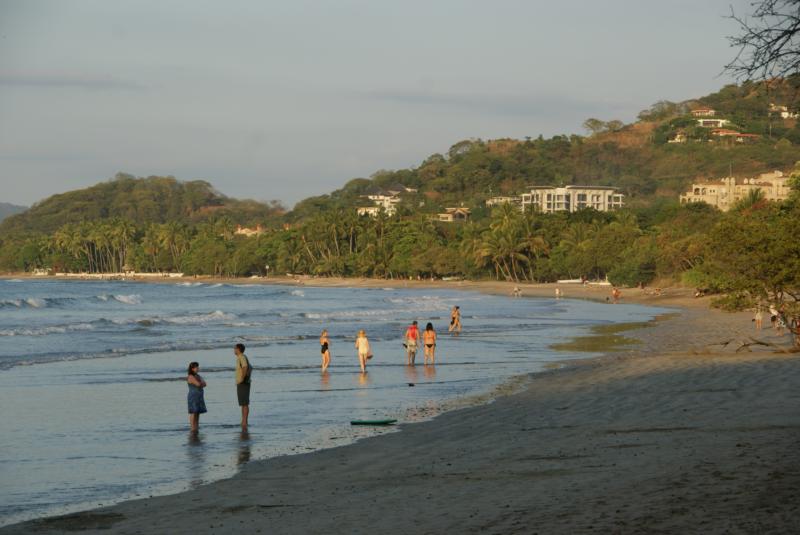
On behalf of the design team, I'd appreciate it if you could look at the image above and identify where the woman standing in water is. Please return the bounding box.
[320,329,331,372]
[449,306,462,335]
[423,322,437,364]
[355,329,371,373]
[187,362,207,432]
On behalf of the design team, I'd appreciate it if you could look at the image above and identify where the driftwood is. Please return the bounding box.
[709,331,798,354]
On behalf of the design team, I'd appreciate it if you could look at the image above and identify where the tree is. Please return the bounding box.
[582,118,606,135]
[726,0,800,80]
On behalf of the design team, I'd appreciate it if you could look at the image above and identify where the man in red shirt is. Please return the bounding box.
[404,320,421,365]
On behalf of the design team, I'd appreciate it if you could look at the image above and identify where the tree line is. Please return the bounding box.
[2,180,798,313]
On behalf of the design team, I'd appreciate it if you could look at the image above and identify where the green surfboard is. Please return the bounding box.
[350,419,397,426]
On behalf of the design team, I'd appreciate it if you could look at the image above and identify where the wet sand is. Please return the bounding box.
[3,281,799,534]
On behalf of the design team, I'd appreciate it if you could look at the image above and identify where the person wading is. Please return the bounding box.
[234,343,252,430]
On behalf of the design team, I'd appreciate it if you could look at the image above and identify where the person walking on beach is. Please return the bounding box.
[187,362,207,433]
[423,322,437,365]
[404,320,421,365]
[754,307,763,330]
[320,329,331,372]
[355,329,371,373]
[449,306,462,335]
[234,343,252,430]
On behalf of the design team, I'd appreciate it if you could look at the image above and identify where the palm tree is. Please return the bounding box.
[735,188,766,211]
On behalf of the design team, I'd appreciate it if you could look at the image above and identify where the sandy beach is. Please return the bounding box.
[2,279,799,534]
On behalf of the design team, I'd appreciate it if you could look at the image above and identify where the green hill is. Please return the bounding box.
[290,80,800,220]
[0,173,284,236]
[0,202,27,223]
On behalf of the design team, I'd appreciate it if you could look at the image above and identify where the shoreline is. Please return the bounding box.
[1,272,698,307]
[3,281,798,533]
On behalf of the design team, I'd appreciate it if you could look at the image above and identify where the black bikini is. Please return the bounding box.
[320,342,329,354]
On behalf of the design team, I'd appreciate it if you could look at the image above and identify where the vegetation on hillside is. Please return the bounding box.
[0,202,27,223]
[0,173,284,236]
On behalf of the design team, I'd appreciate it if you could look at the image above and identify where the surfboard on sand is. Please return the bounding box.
[350,419,397,426]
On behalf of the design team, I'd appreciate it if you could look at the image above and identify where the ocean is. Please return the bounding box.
[0,278,668,525]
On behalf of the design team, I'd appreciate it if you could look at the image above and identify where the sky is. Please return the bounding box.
[0,0,753,208]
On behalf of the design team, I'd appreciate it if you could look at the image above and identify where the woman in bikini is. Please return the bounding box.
[423,322,437,364]
[320,329,331,372]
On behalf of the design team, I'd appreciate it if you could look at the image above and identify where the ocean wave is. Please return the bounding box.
[96,294,142,305]
[108,310,237,326]
[177,282,204,287]
[0,323,95,337]
[0,297,77,309]
[290,289,305,297]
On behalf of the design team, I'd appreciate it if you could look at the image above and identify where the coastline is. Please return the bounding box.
[2,280,798,533]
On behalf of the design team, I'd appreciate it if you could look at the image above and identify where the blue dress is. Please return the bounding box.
[187,380,207,414]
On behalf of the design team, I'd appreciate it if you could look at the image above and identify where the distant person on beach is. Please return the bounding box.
[320,329,331,372]
[754,307,763,330]
[769,304,780,332]
[423,322,437,364]
[355,329,371,373]
[611,287,621,304]
[234,343,252,430]
[511,286,522,298]
[404,320,421,365]
[187,362,207,432]
[449,306,462,335]
[555,288,562,299]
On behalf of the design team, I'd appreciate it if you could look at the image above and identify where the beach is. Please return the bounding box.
[2,280,799,533]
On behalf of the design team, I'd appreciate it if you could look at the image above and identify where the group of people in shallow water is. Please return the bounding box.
[186,306,464,431]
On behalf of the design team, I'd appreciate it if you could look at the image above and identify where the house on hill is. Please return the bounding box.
[385,183,418,195]
[710,129,760,143]
[485,196,522,207]
[667,132,687,144]
[358,185,403,216]
[769,103,798,119]
[520,185,624,213]
[697,118,729,128]
[679,171,791,211]
[235,224,266,237]
[437,207,471,222]
[691,107,716,117]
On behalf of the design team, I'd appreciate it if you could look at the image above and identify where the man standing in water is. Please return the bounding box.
[404,320,421,365]
[234,343,252,430]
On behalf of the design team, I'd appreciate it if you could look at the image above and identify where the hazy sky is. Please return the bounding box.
[0,0,751,208]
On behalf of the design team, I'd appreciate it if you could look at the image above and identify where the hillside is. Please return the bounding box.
[291,80,800,220]
[0,174,284,235]
[0,202,27,222]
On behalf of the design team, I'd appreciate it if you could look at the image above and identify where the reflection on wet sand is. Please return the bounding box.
[357,371,370,387]
[320,371,330,390]
[423,364,436,380]
[237,431,251,466]
[405,364,419,384]
[186,431,205,489]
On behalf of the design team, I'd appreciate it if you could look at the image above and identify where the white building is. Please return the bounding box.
[691,107,716,117]
[679,171,792,211]
[769,103,799,119]
[520,185,624,213]
[485,195,522,207]
[357,185,403,217]
[697,118,729,128]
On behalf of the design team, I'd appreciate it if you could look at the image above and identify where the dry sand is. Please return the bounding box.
[3,280,800,534]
